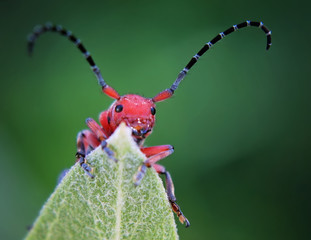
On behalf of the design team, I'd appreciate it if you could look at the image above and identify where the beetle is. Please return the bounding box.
[27,21,271,228]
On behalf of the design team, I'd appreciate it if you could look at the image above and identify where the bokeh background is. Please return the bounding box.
[0,0,310,239]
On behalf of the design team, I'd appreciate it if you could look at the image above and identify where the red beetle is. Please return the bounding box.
[28,21,271,227]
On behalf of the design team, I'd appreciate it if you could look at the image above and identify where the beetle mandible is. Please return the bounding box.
[27,21,272,228]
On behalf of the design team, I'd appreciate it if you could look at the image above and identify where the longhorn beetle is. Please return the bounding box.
[27,21,272,228]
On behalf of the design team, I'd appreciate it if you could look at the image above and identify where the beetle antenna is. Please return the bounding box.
[27,23,120,100]
[152,20,272,102]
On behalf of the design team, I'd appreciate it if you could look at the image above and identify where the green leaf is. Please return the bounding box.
[25,123,178,240]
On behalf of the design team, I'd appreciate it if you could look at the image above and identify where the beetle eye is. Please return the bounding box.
[151,107,156,115]
[115,104,123,113]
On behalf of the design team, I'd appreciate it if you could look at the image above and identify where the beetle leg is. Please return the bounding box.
[101,140,117,162]
[134,145,190,226]
[86,118,117,162]
[153,163,190,228]
[76,130,100,178]
[134,145,174,185]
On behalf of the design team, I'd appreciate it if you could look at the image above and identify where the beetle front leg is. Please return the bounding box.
[153,164,190,228]
[134,145,190,227]
[134,145,174,186]
[100,139,117,162]
[86,118,117,162]
[76,130,100,178]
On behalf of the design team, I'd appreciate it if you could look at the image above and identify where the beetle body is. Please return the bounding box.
[28,21,271,228]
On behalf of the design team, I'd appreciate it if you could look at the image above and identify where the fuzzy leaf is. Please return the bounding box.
[25,123,178,240]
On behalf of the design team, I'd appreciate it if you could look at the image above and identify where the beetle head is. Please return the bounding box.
[108,94,156,143]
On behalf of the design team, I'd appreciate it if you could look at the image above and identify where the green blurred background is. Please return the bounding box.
[0,0,310,239]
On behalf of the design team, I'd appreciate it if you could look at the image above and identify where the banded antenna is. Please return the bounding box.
[27,23,120,100]
[152,20,272,102]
